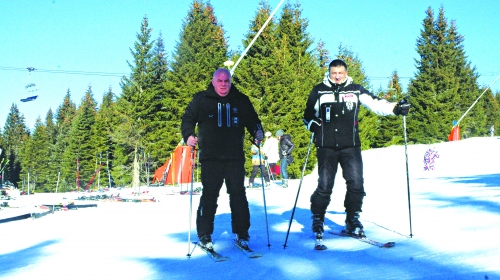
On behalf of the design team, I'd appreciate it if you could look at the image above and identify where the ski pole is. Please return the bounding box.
[283,132,314,249]
[257,141,271,248]
[403,116,413,238]
[187,147,196,256]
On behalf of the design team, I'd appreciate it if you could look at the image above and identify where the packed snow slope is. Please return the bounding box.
[0,137,499,280]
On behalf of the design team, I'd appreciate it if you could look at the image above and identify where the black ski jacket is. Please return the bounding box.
[279,134,294,160]
[303,75,396,150]
[181,84,262,162]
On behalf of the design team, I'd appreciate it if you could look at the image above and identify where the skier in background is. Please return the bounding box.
[247,139,271,188]
[262,131,279,178]
[276,129,294,188]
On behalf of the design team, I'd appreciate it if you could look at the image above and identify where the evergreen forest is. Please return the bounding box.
[1,1,499,193]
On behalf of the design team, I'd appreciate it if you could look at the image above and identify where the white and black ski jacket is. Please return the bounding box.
[181,84,262,162]
[303,74,396,149]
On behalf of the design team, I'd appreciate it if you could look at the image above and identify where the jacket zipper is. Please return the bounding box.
[218,103,222,127]
[226,103,231,127]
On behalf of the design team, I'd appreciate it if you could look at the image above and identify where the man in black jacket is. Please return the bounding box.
[303,59,410,239]
[181,68,264,251]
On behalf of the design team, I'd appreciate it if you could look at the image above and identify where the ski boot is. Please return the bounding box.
[312,214,327,250]
[343,211,366,238]
[236,232,250,249]
[281,179,288,188]
[198,234,213,250]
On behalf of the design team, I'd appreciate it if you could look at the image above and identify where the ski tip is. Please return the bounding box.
[314,244,327,250]
[249,253,263,258]
[384,242,396,248]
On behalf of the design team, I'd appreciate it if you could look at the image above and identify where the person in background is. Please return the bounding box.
[303,59,410,240]
[181,68,264,251]
[276,129,294,188]
[262,131,279,178]
[247,140,271,188]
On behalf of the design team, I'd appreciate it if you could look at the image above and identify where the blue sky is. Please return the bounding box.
[1,0,499,129]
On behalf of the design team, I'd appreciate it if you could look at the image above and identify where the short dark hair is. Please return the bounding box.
[329,59,347,71]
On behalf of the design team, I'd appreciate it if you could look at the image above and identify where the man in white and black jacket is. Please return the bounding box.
[182,68,264,251]
[303,59,410,238]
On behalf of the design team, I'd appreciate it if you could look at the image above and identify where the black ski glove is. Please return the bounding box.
[393,99,411,116]
[254,124,264,141]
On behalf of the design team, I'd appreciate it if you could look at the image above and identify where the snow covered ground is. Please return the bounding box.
[1,137,499,279]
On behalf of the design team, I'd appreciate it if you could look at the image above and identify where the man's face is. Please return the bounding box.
[212,70,232,97]
[329,66,348,84]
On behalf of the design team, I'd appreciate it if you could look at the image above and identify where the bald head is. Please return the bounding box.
[212,68,232,97]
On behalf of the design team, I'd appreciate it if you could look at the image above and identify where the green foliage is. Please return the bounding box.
[1,104,29,187]
[91,88,117,188]
[115,16,172,187]
[19,117,51,192]
[66,87,98,190]
[165,0,229,138]
[7,1,500,192]
[54,90,77,191]
[235,1,323,178]
[373,72,406,147]
[407,6,481,143]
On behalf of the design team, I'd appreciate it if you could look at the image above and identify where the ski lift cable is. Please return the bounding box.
[456,72,500,126]
[0,66,127,77]
[230,0,285,75]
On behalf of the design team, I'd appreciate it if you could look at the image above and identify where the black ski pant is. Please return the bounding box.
[310,146,366,220]
[248,165,270,184]
[197,159,250,238]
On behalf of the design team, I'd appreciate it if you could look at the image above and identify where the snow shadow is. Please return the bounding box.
[440,173,500,188]
[131,205,498,280]
[0,239,60,277]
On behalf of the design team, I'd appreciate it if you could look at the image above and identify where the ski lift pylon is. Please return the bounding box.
[21,67,39,102]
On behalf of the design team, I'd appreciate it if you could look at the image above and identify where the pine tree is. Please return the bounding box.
[65,87,97,191]
[268,2,323,178]
[20,117,51,192]
[1,104,29,187]
[54,90,77,191]
[92,87,117,188]
[477,88,500,136]
[165,0,229,151]
[116,16,156,187]
[407,6,480,143]
[43,109,59,190]
[233,0,278,106]
[230,1,279,175]
[142,32,170,178]
[373,71,406,147]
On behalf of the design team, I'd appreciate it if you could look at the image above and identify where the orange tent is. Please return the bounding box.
[153,146,196,185]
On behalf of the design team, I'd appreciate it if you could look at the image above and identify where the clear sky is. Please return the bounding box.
[1,0,499,129]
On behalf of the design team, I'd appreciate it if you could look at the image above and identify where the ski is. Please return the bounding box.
[329,230,395,248]
[234,240,263,258]
[314,233,327,250]
[314,240,327,250]
[197,243,230,262]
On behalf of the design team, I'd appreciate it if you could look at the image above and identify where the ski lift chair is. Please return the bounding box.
[20,67,39,102]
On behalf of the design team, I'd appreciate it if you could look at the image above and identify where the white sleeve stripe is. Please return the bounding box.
[359,94,396,116]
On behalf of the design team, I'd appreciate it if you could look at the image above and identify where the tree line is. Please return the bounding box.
[1,2,499,193]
